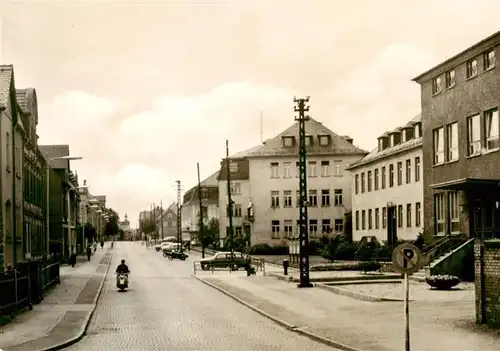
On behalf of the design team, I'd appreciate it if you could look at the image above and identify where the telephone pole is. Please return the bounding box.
[294,96,313,288]
[160,200,164,240]
[197,163,206,258]
[153,202,157,240]
[226,140,234,256]
[176,180,183,252]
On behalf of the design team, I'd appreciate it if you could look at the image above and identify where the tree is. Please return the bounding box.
[139,218,156,236]
[104,208,120,239]
[196,216,219,257]
[83,223,96,243]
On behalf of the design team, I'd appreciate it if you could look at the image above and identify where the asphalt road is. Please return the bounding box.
[64,242,335,351]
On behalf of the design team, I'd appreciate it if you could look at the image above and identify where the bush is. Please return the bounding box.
[425,275,461,290]
[358,261,382,273]
[311,261,381,272]
[335,241,358,260]
[248,244,288,255]
[375,245,393,261]
[355,240,380,261]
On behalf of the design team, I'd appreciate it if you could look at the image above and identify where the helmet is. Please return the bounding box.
[121,259,125,264]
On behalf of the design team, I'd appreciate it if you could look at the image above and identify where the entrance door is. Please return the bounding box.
[387,205,397,246]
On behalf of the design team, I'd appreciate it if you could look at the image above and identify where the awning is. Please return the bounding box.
[430,178,500,191]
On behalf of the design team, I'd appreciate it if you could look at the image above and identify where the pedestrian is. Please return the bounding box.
[86,246,92,261]
[70,250,77,267]
[100,240,104,249]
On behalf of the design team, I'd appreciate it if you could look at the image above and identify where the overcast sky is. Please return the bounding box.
[1,0,499,226]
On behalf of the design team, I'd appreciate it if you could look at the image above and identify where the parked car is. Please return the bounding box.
[200,252,247,271]
[162,242,181,253]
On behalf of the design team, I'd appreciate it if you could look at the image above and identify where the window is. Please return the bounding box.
[232,182,241,195]
[355,174,359,194]
[368,209,372,229]
[414,157,420,182]
[322,219,331,233]
[321,161,329,177]
[284,220,293,238]
[415,202,421,227]
[389,165,394,187]
[283,190,293,207]
[367,171,372,191]
[361,210,366,230]
[397,205,403,228]
[283,136,294,147]
[466,58,478,78]
[434,193,445,234]
[397,162,403,185]
[309,219,318,237]
[296,190,300,207]
[283,162,292,178]
[484,108,499,151]
[334,219,343,233]
[382,207,387,228]
[445,69,455,88]
[334,161,342,176]
[6,133,10,169]
[361,172,365,193]
[446,122,459,161]
[374,169,379,190]
[484,49,495,70]
[271,220,280,238]
[234,204,242,217]
[448,192,460,233]
[467,114,481,156]
[334,189,343,206]
[381,166,386,189]
[432,76,442,94]
[355,211,359,230]
[271,162,279,178]
[321,189,330,207]
[406,204,412,227]
[405,159,411,183]
[433,127,444,164]
[305,135,313,146]
[375,208,380,229]
[308,161,317,177]
[296,220,301,236]
[319,135,329,146]
[271,191,280,207]
[295,162,300,178]
[308,190,317,207]
[235,226,242,236]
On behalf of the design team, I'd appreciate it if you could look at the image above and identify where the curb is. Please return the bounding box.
[41,250,113,351]
[313,283,404,302]
[192,275,364,351]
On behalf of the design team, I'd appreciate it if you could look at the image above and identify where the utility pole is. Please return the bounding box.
[226,140,234,256]
[153,203,156,240]
[176,180,183,252]
[294,96,313,288]
[197,162,205,258]
[160,200,164,240]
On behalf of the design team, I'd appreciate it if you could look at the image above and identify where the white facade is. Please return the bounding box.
[350,115,424,242]
[182,204,219,232]
[218,179,252,242]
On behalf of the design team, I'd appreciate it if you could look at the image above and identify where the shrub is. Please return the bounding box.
[335,241,358,260]
[306,240,323,255]
[248,244,288,255]
[358,261,382,273]
[355,240,380,261]
[375,245,393,261]
[425,275,461,290]
[310,261,381,272]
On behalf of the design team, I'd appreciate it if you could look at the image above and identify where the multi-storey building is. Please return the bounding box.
[17,88,48,260]
[347,115,423,243]
[413,30,500,242]
[181,171,219,243]
[0,65,25,270]
[218,118,368,246]
[78,181,102,249]
[93,195,106,240]
[156,202,178,239]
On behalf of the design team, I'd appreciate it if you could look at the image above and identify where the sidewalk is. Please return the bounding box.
[0,247,113,351]
[194,273,500,351]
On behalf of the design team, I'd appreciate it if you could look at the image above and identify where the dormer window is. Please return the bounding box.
[414,123,422,138]
[378,137,389,151]
[403,128,414,142]
[282,136,294,147]
[390,133,401,147]
[305,135,313,146]
[318,135,330,146]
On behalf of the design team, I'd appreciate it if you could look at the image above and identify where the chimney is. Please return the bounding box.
[343,135,354,144]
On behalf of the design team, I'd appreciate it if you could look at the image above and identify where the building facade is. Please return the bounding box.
[18,88,47,260]
[181,171,219,243]
[78,181,103,248]
[218,118,368,246]
[157,203,178,239]
[413,30,500,241]
[347,115,423,243]
[0,65,25,270]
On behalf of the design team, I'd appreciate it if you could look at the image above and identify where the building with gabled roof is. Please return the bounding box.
[156,202,178,239]
[347,114,423,243]
[218,117,368,246]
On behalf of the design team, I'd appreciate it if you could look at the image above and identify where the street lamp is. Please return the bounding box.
[45,155,82,259]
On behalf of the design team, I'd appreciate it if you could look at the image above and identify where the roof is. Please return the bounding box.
[347,114,422,170]
[0,65,14,110]
[16,89,28,113]
[228,117,368,159]
[412,30,500,83]
[38,145,70,169]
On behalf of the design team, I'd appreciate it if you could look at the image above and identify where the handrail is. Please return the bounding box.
[421,234,452,255]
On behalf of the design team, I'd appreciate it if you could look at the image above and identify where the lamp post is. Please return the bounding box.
[45,156,82,260]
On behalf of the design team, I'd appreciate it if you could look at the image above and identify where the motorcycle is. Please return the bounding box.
[116,273,129,291]
[164,250,188,261]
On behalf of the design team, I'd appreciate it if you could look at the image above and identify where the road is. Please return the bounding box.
[64,242,335,351]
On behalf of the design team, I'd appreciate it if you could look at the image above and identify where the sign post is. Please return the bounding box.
[391,243,422,351]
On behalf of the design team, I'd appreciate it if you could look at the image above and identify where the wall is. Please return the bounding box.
[475,239,500,328]
[218,179,251,241]
[351,146,423,242]
[431,238,474,281]
[48,168,63,257]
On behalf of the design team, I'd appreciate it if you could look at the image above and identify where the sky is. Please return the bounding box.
[1,0,499,226]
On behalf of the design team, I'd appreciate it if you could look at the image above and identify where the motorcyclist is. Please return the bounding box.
[116,259,130,286]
